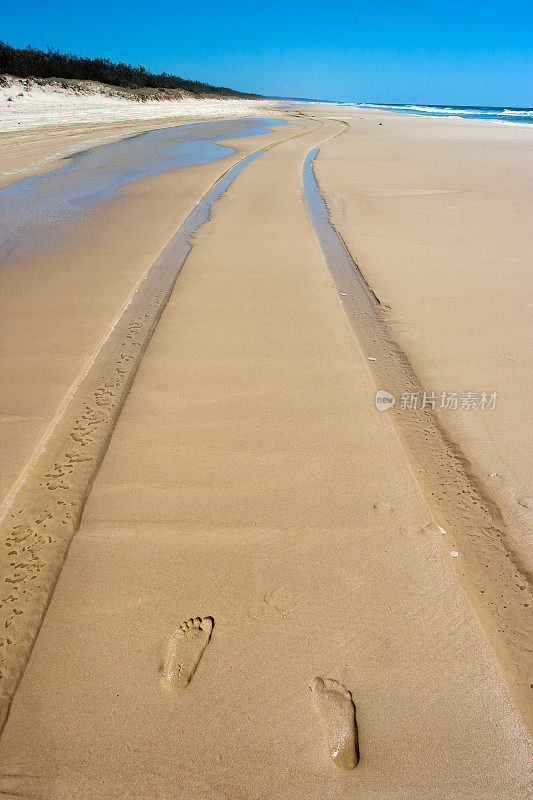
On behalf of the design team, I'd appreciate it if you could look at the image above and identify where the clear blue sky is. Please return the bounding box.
[2,0,532,106]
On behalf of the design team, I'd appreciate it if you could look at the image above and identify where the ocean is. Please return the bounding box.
[319,101,533,126]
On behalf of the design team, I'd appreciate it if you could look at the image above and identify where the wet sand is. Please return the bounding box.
[0,102,280,190]
[0,118,298,508]
[0,106,531,797]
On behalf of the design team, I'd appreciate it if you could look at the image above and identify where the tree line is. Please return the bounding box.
[0,41,261,98]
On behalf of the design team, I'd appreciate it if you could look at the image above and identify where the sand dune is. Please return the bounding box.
[0,75,277,132]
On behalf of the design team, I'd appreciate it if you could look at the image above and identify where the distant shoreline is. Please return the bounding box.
[287,98,533,126]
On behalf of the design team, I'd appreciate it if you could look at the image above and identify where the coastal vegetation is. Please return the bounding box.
[0,41,261,98]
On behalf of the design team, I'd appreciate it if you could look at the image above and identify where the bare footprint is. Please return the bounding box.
[311,677,359,769]
[161,616,213,691]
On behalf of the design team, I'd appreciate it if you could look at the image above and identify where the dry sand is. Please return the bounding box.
[308,106,533,719]
[311,104,533,529]
[0,102,531,798]
[0,75,279,133]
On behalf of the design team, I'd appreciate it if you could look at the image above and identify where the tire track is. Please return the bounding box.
[303,140,533,732]
[0,116,324,732]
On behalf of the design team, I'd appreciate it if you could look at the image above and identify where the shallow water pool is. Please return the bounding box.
[0,117,287,263]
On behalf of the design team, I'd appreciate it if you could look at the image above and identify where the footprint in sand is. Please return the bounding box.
[264,587,297,616]
[161,616,213,691]
[311,677,359,770]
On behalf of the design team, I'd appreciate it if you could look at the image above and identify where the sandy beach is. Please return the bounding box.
[0,93,531,799]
